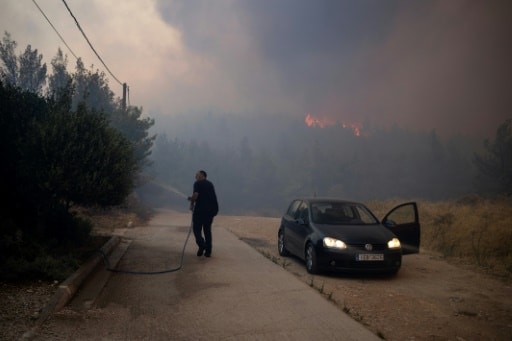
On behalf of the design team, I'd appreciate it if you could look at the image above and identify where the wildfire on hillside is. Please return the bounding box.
[304,113,336,128]
[305,113,366,137]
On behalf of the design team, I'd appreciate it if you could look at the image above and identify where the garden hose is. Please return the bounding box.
[97,216,193,275]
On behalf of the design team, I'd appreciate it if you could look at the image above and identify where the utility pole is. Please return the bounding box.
[122,83,127,111]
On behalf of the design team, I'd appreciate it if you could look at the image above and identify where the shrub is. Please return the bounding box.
[0,212,95,281]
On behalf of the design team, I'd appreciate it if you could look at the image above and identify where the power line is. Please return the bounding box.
[32,0,78,60]
[33,0,129,107]
[61,0,123,86]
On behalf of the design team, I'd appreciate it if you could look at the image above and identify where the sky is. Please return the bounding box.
[1,0,511,138]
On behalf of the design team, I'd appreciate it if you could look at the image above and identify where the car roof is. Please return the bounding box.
[294,197,364,206]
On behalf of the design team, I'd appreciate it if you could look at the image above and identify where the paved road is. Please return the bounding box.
[37,210,378,340]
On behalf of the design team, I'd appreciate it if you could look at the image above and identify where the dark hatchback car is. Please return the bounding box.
[278,198,420,275]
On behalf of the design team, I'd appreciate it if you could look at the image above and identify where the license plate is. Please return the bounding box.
[356,254,384,261]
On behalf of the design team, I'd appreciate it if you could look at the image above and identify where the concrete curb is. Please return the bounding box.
[21,235,121,340]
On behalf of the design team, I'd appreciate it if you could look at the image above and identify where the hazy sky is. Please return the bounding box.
[1,0,511,138]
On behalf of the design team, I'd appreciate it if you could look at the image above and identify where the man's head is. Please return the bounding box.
[196,170,207,180]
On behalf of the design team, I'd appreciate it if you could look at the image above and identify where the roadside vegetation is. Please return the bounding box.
[421,196,512,279]
[367,119,512,279]
[0,32,155,281]
[367,196,512,280]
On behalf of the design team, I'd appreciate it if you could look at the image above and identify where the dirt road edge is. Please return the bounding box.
[20,235,121,340]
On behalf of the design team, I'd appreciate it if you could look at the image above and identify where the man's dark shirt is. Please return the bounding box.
[193,179,219,217]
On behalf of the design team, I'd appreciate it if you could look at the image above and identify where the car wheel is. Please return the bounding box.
[387,268,400,276]
[305,243,318,274]
[278,230,289,256]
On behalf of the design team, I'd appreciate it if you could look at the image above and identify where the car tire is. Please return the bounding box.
[305,243,319,274]
[278,230,290,257]
[387,268,400,276]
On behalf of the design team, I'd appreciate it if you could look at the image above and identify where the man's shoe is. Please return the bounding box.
[204,251,211,257]
[197,247,204,257]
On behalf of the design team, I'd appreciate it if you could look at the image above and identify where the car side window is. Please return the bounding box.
[296,202,309,222]
[287,200,301,218]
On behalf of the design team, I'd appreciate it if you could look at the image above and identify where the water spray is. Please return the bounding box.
[98,180,192,275]
[149,180,189,199]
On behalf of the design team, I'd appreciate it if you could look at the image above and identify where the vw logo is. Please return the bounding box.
[364,244,373,251]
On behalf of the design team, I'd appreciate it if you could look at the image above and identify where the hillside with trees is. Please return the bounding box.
[143,112,497,215]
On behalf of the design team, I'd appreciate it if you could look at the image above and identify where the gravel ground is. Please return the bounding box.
[0,280,58,341]
[218,215,512,341]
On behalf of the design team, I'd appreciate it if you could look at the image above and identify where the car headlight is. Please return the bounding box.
[387,237,401,249]
[323,237,347,249]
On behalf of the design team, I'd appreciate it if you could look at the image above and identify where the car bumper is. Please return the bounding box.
[315,248,402,273]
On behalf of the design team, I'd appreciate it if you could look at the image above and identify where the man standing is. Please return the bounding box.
[187,170,219,257]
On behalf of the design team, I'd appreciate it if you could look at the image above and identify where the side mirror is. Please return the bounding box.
[383,219,396,228]
[296,218,308,225]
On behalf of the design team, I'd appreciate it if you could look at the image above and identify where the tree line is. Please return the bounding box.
[145,113,511,216]
[0,32,154,279]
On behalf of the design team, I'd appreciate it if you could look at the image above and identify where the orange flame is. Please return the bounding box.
[305,113,366,137]
[305,113,336,128]
[342,122,362,137]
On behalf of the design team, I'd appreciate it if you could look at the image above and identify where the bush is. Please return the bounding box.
[0,212,95,281]
[43,205,93,245]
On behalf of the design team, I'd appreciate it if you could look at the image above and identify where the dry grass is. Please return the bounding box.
[367,195,512,280]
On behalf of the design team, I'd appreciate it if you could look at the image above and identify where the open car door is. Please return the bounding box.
[382,202,420,254]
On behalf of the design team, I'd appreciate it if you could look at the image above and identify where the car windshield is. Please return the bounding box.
[310,202,378,225]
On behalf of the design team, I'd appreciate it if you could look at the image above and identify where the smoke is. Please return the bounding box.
[1,1,510,139]
[155,0,512,138]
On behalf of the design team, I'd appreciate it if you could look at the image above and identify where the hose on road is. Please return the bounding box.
[97,217,193,275]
